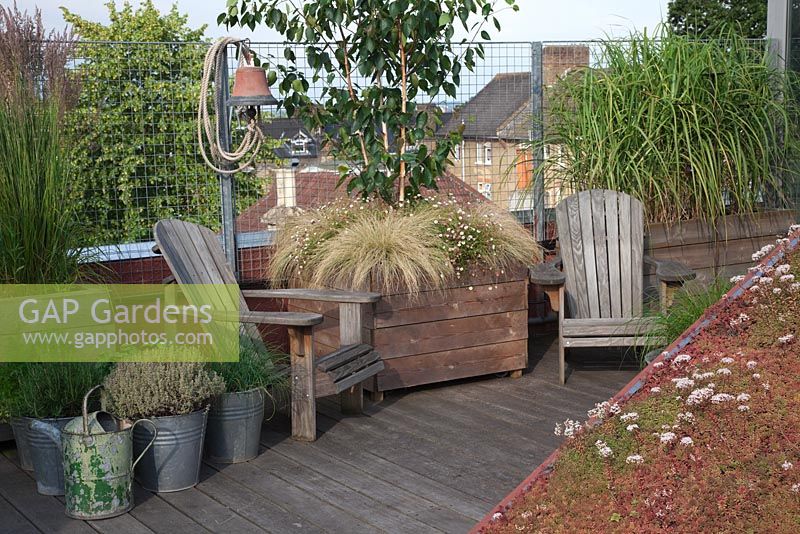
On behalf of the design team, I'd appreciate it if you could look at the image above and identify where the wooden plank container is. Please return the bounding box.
[288,265,529,394]
[646,210,796,284]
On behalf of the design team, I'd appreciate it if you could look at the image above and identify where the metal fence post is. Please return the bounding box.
[530,42,545,241]
[216,44,239,278]
[767,0,790,71]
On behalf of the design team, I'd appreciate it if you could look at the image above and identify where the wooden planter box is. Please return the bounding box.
[288,265,529,393]
[646,210,797,284]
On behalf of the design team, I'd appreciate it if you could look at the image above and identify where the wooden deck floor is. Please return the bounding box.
[0,334,638,534]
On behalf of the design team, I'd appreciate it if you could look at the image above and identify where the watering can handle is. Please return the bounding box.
[81,384,104,435]
[130,419,158,471]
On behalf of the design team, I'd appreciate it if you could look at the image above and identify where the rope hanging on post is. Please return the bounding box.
[198,37,264,175]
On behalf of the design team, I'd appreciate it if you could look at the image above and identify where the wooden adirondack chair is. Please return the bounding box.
[153,219,384,441]
[530,190,695,384]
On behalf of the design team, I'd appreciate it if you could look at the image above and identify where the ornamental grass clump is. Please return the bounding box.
[269,198,541,294]
[640,278,732,363]
[0,5,86,284]
[104,361,225,420]
[538,26,800,225]
[209,338,287,393]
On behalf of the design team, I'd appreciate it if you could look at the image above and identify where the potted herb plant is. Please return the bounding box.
[4,363,111,494]
[103,358,225,493]
[221,1,542,394]
[205,339,287,463]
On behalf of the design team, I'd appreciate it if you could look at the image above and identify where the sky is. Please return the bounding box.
[23,1,670,42]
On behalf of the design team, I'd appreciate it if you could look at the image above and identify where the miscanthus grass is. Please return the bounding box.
[535,26,800,226]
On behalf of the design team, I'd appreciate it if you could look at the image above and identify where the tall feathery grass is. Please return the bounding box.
[269,198,542,294]
[538,27,800,225]
[0,84,84,283]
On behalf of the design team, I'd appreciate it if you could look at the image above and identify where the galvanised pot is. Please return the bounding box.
[28,416,72,495]
[133,409,208,493]
[0,422,13,442]
[9,417,34,470]
[205,388,265,464]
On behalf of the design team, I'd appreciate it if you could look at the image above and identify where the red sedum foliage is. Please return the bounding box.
[483,230,800,533]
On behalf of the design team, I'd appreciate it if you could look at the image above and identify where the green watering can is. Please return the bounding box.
[61,385,157,520]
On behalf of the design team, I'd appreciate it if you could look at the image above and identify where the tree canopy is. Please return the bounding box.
[62,1,267,245]
[62,1,215,245]
[667,0,768,39]
[221,0,518,204]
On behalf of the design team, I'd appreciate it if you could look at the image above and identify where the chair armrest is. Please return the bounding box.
[239,310,323,327]
[242,288,381,304]
[644,256,696,284]
[529,256,565,286]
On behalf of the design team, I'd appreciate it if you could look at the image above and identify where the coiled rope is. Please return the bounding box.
[198,37,264,174]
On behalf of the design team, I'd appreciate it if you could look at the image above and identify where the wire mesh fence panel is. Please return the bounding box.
[60,38,790,284]
[67,41,219,282]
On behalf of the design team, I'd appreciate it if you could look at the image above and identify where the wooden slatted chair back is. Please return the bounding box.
[153,219,265,350]
[555,190,645,319]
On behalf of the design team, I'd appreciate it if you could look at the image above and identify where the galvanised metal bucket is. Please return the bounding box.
[9,416,34,470]
[0,422,13,442]
[133,409,208,493]
[62,386,157,520]
[205,388,265,464]
[28,416,72,495]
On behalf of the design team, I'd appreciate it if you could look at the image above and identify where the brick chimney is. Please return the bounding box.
[543,45,590,87]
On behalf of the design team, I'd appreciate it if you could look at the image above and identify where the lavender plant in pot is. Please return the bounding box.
[103,358,225,493]
[4,363,111,494]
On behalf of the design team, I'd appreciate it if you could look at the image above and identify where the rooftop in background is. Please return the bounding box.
[258,118,319,159]
[236,169,488,233]
[441,72,532,141]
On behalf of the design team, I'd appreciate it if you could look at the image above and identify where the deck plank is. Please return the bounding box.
[246,448,443,534]
[260,426,477,532]
[128,484,212,534]
[194,463,327,534]
[314,400,520,502]
[203,461,378,534]
[156,483,267,533]
[3,448,155,534]
[0,492,42,534]
[0,453,95,534]
[267,415,490,520]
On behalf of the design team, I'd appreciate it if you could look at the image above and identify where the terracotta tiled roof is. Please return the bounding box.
[235,170,486,232]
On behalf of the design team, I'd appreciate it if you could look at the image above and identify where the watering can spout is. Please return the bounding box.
[29,419,62,448]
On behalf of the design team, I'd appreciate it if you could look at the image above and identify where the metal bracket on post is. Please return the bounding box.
[216,44,239,279]
[530,42,545,241]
